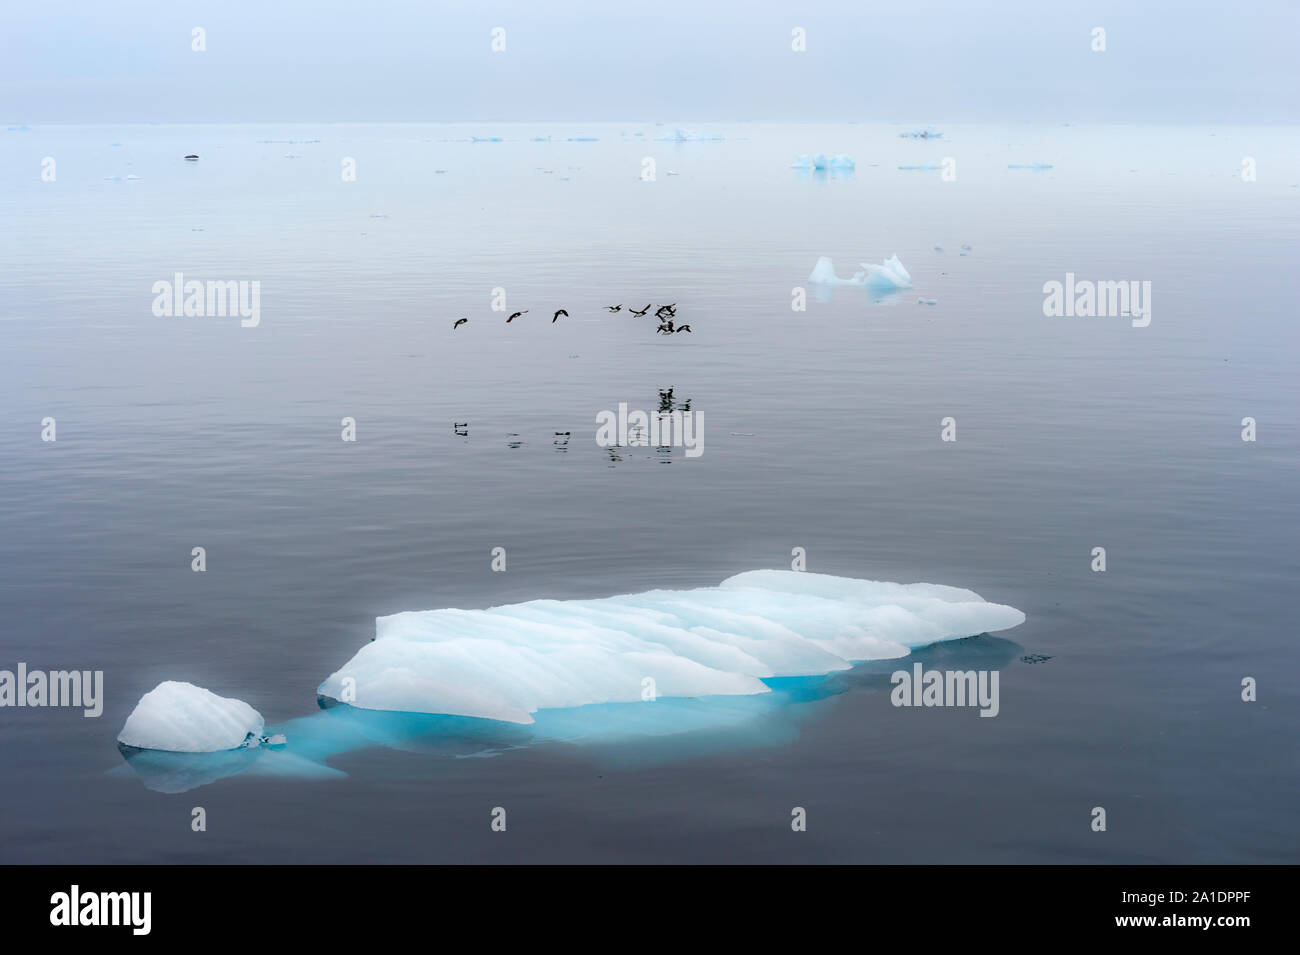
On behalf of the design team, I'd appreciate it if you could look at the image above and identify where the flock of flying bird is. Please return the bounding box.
[452,303,691,334]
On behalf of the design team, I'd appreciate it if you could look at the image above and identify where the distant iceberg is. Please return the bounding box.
[1007,162,1053,170]
[661,127,723,142]
[793,153,855,171]
[118,681,264,753]
[808,256,865,286]
[900,126,943,139]
[861,254,913,290]
[316,570,1025,723]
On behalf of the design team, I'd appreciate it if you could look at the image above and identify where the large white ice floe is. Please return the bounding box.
[118,681,265,752]
[316,571,1025,724]
[861,254,913,289]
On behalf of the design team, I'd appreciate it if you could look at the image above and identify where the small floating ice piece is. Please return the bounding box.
[809,256,866,286]
[1007,162,1053,170]
[793,153,852,173]
[471,136,503,142]
[900,126,943,139]
[898,163,941,171]
[118,681,264,753]
[918,298,938,306]
[567,136,598,141]
[802,152,855,170]
[860,254,913,290]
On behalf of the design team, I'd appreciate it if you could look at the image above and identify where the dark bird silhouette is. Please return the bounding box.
[453,318,468,329]
[552,309,568,323]
[183,155,199,160]
[674,324,692,333]
[629,304,651,317]
[604,304,623,312]
[506,310,528,323]
[655,304,676,319]
[657,319,675,334]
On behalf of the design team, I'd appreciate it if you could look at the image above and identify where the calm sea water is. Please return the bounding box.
[1,122,1297,863]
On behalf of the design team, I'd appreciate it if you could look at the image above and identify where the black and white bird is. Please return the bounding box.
[674,324,692,333]
[506,310,529,323]
[629,304,651,317]
[453,317,468,330]
[552,309,568,323]
[604,304,623,312]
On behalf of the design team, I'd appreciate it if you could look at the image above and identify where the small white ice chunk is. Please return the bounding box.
[118,681,264,753]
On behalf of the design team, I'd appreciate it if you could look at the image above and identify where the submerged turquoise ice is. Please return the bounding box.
[116,571,1025,790]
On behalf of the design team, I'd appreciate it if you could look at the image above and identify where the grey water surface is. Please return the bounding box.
[0,122,1297,862]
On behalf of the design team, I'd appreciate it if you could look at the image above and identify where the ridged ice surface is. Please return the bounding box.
[317,571,1026,724]
[118,681,264,753]
[861,254,913,289]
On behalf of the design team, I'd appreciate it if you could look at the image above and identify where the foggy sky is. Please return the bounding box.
[4,0,1297,124]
